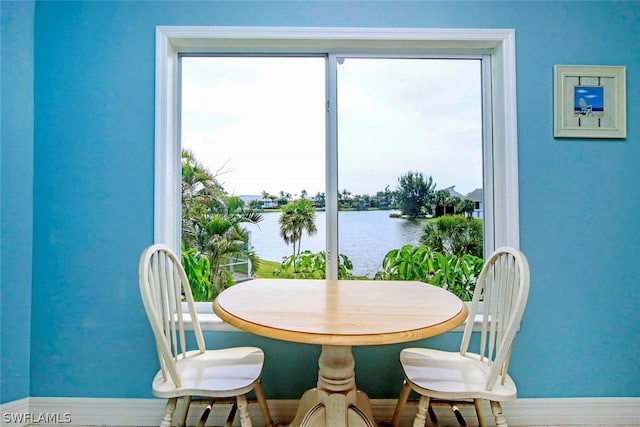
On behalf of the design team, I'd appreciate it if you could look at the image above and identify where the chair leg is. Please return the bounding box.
[237,394,253,427]
[225,401,238,427]
[254,380,275,427]
[413,395,431,427]
[178,396,191,427]
[472,399,487,427]
[451,404,466,425]
[428,404,439,426]
[197,400,215,427]
[390,379,411,427]
[490,401,508,427]
[161,398,178,427]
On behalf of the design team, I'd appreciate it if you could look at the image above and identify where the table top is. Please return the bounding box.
[213,278,468,346]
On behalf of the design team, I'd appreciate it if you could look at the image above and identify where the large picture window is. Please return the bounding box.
[155,27,519,303]
[335,57,483,279]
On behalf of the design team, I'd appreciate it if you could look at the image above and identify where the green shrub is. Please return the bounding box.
[181,243,232,301]
[274,250,353,279]
[421,215,483,258]
[181,245,213,301]
[375,244,483,301]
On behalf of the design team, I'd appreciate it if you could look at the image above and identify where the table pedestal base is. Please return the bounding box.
[281,345,376,427]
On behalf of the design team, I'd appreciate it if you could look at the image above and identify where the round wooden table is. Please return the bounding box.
[213,278,468,427]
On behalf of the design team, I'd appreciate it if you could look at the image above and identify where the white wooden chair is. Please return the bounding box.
[138,244,274,427]
[390,247,530,427]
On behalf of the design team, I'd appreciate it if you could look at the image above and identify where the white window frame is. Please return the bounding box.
[154,26,519,329]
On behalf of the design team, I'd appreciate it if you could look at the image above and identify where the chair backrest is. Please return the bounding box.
[459,246,530,391]
[138,244,206,388]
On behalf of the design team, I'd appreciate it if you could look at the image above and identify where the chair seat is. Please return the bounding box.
[152,347,265,398]
[400,348,517,402]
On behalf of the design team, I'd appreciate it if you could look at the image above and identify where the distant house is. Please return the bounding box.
[444,185,464,199]
[239,195,278,209]
[261,199,278,209]
[464,188,483,219]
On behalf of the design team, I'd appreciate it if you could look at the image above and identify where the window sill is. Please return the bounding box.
[183,302,483,333]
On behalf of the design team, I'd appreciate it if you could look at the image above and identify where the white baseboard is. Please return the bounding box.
[501,397,640,425]
[375,397,640,426]
[1,396,638,426]
[1,398,30,425]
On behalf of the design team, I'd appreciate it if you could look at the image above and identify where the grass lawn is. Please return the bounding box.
[255,258,282,278]
[254,257,369,280]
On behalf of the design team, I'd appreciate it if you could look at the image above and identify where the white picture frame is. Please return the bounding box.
[554,65,626,138]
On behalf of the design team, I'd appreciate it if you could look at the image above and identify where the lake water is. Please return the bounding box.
[246,210,425,277]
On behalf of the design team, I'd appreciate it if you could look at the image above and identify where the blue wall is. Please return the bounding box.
[1,0,34,403]
[1,0,638,403]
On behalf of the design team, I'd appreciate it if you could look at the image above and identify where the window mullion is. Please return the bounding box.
[481,54,495,257]
[326,54,339,280]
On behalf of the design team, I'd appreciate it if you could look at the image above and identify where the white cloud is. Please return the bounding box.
[181,56,483,197]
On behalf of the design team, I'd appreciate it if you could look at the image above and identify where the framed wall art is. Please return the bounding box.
[554,65,626,138]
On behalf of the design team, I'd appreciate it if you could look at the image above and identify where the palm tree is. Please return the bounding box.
[339,188,352,209]
[181,149,225,246]
[420,215,483,258]
[278,199,318,260]
[457,198,476,218]
[432,189,450,217]
[445,195,461,215]
[313,192,325,209]
[194,201,262,285]
[181,149,263,297]
[277,191,292,207]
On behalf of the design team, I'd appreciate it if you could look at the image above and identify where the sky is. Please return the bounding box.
[181,56,483,198]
